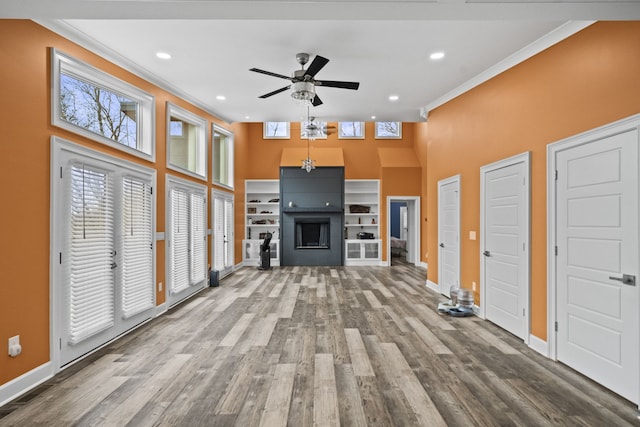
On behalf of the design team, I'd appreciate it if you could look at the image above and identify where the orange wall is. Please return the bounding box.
[419,21,640,340]
[240,122,423,256]
[0,20,245,386]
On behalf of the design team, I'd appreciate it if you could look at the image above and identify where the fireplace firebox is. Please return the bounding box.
[295,219,330,249]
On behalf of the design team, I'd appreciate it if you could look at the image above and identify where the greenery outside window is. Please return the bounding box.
[375,121,402,139]
[212,125,234,189]
[264,122,290,139]
[166,103,207,180]
[338,122,365,139]
[51,49,155,161]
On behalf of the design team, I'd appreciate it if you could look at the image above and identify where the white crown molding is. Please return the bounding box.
[421,20,594,120]
[36,19,234,124]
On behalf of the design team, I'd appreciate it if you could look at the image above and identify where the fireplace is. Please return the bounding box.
[295,219,330,249]
[280,166,344,266]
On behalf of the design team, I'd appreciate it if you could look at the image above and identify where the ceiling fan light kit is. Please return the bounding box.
[250,52,360,108]
[251,53,359,172]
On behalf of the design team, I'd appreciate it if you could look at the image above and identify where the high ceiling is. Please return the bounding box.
[4,1,639,123]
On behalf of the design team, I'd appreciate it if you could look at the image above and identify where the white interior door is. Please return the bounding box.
[481,154,529,340]
[555,127,639,404]
[438,176,460,297]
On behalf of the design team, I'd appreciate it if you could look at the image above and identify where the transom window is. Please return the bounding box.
[166,103,207,180]
[339,122,365,139]
[375,121,402,139]
[264,122,290,139]
[213,125,234,189]
[51,49,155,160]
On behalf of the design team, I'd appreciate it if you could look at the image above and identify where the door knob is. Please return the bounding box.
[439,243,445,248]
[609,274,636,286]
[483,250,491,257]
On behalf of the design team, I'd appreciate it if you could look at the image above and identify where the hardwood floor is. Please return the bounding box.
[1,264,638,426]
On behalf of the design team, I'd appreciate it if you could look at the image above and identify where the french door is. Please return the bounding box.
[52,137,156,367]
[166,176,208,307]
[212,190,234,278]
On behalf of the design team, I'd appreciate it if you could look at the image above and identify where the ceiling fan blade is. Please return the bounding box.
[312,94,323,107]
[250,68,292,80]
[315,80,360,90]
[259,85,291,98]
[305,55,329,78]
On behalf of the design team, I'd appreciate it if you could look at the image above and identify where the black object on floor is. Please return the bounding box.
[258,232,272,270]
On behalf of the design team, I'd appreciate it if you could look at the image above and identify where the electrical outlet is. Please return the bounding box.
[8,335,21,357]
[158,282,163,292]
[472,281,477,292]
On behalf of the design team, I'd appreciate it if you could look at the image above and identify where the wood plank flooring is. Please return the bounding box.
[1,263,639,426]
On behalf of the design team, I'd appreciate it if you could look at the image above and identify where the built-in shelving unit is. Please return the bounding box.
[344,179,382,265]
[243,179,280,266]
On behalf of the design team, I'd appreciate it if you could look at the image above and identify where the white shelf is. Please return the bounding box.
[344,180,380,265]
[245,180,281,255]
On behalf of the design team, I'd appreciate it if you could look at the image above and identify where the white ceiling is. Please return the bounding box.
[5,1,639,123]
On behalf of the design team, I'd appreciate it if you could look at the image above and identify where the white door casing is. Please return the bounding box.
[213,190,234,278]
[548,115,640,406]
[438,176,460,297]
[480,152,530,342]
[386,197,420,266]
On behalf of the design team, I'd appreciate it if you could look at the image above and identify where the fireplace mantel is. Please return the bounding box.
[282,207,343,214]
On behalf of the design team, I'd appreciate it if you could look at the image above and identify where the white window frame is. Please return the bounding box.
[263,122,290,139]
[51,48,155,161]
[212,124,234,190]
[50,136,156,370]
[338,122,365,139]
[300,121,328,140]
[375,121,402,139]
[166,102,208,180]
[165,174,208,307]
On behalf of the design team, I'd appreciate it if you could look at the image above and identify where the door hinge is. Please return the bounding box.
[555,321,558,332]
[59,338,62,350]
[59,252,62,264]
[60,166,63,179]
[555,246,558,256]
[150,187,153,195]
[555,170,558,181]
[523,308,525,316]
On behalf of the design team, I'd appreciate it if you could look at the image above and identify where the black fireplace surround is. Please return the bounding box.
[280,167,344,266]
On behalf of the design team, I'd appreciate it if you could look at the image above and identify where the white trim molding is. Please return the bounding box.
[528,334,549,358]
[0,362,54,408]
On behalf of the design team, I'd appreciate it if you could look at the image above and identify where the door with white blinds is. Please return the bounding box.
[167,176,207,307]
[52,138,156,367]
[213,190,234,278]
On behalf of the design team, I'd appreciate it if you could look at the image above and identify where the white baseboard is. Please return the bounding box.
[426,279,439,293]
[528,334,549,358]
[419,261,428,269]
[0,362,54,408]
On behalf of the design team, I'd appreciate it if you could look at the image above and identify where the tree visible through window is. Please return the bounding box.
[375,121,402,139]
[339,122,365,139]
[264,122,290,139]
[60,74,138,149]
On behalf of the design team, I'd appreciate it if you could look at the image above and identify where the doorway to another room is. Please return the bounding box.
[387,196,420,266]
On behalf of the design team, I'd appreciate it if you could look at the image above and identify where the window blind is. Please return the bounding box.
[67,164,115,344]
[224,199,234,268]
[170,188,190,295]
[121,176,154,318]
[190,193,206,284]
[213,197,225,271]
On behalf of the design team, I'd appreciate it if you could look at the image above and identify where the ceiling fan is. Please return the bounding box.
[250,53,360,107]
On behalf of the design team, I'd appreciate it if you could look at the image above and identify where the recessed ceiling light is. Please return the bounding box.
[430,52,445,60]
[216,95,226,101]
[244,115,250,120]
[156,52,171,60]
[371,115,377,120]
[388,95,399,102]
